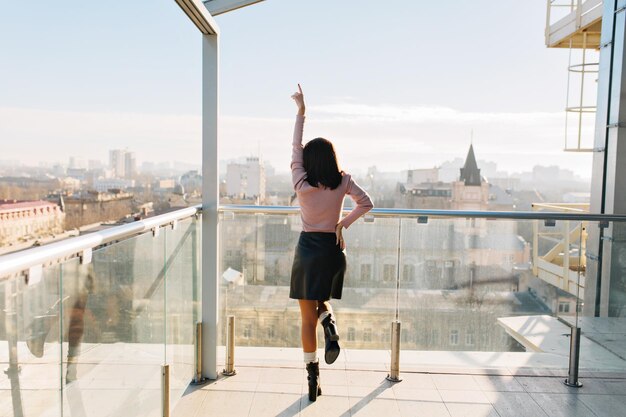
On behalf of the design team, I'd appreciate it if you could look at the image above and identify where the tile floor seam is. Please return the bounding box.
[571,394,601,417]
[245,379,259,417]
[491,391,550,417]
[530,392,598,417]
[576,395,608,417]
[522,391,552,417]
[193,388,211,417]
[185,391,207,417]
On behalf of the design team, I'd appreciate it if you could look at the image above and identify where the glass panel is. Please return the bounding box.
[339,217,399,351]
[577,220,626,373]
[220,212,301,348]
[219,212,398,352]
[398,218,533,356]
[165,217,199,406]
[0,266,62,417]
[60,231,165,417]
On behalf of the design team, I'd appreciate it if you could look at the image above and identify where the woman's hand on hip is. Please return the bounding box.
[291,83,306,116]
[335,223,345,250]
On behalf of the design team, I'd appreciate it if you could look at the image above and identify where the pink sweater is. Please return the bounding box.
[291,115,373,232]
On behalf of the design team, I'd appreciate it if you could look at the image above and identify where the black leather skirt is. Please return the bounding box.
[289,232,346,300]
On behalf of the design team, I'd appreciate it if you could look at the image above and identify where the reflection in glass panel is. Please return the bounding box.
[165,217,199,407]
[59,232,165,417]
[0,266,62,417]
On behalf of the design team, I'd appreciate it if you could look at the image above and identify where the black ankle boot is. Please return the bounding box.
[321,315,340,365]
[306,361,322,401]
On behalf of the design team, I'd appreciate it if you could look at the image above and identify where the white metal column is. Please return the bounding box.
[202,33,219,379]
[177,0,264,382]
[175,0,221,380]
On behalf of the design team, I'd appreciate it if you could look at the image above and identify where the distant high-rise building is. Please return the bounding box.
[109,149,137,179]
[109,149,125,178]
[124,152,136,179]
[226,157,265,203]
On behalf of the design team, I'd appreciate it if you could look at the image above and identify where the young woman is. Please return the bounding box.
[289,84,373,401]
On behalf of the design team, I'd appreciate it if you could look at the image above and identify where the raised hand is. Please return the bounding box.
[291,83,305,116]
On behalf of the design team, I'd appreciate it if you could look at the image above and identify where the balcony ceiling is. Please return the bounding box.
[203,0,265,16]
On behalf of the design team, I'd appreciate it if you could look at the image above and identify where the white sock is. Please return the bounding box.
[318,311,331,324]
[303,351,318,364]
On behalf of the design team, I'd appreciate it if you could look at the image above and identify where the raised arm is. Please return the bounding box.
[291,84,310,191]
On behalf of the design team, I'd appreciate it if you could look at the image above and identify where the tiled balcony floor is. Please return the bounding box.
[173,365,626,417]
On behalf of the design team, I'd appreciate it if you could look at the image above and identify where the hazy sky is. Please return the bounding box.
[0,1,596,178]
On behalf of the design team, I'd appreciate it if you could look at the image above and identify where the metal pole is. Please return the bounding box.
[162,364,170,417]
[564,326,583,387]
[577,31,587,149]
[223,315,236,376]
[5,279,24,417]
[387,321,402,382]
[201,32,220,380]
[387,217,402,382]
[192,322,206,384]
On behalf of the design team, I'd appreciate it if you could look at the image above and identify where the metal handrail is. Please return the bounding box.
[221,205,626,222]
[0,204,201,278]
[3,203,626,279]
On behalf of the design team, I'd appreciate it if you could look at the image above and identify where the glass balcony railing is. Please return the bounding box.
[1,204,626,416]
[218,206,626,374]
[0,209,200,417]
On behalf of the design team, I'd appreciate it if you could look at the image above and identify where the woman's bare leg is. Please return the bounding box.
[298,300,318,353]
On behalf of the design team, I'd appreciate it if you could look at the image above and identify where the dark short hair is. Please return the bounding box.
[303,138,343,190]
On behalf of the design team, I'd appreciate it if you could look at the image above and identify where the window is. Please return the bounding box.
[360,264,372,282]
[431,329,439,344]
[383,264,396,282]
[450,330,459,346]
[243,325,252,339]
[465,330,475,346]
[267,325,275,339]
[363,328,372,342]
[347,327,355,341]
[402,264,415,282]
[382,329,390,343]
[558,301,571,313]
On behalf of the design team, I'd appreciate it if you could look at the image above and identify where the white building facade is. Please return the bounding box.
[226,157,265,203]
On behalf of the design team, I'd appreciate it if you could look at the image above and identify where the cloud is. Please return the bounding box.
[0,104,593,178]
[0,106,202,164]
[309,103,563,124]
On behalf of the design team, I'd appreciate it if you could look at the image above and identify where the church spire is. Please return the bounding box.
[459,144,481,186]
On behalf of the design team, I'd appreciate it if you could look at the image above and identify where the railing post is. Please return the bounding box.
[564,326,583,387]
[223,315,236,376]
[162,364,170,417]
[387,321,402,382]
[192,322,206,384]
